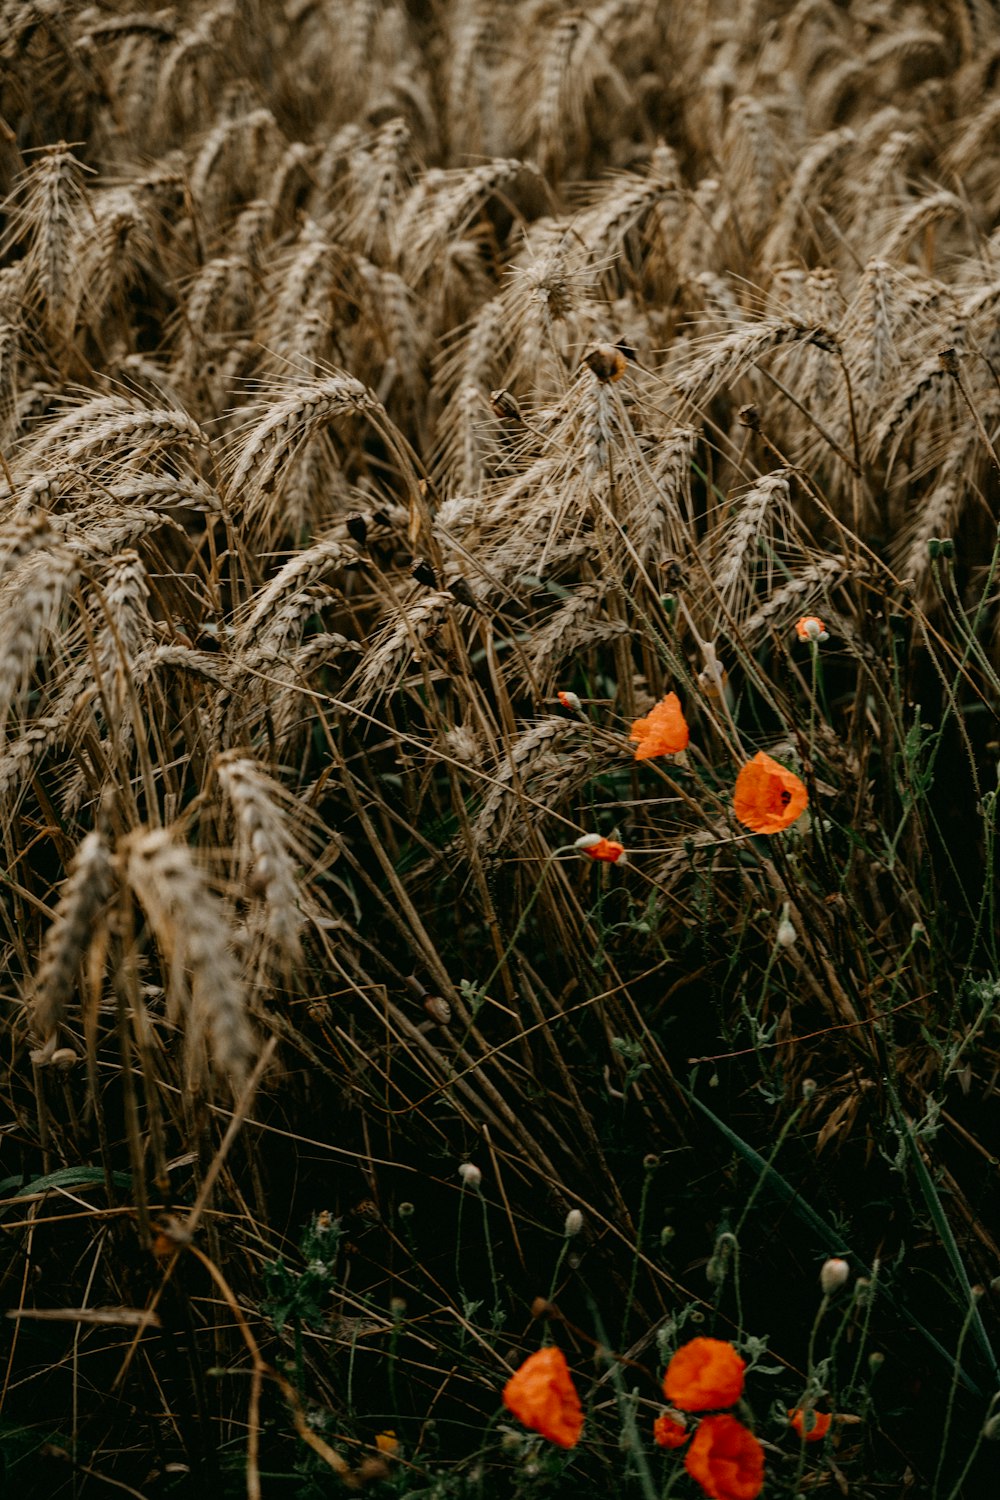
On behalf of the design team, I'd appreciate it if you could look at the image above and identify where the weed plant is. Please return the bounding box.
[1,2,1000,1497]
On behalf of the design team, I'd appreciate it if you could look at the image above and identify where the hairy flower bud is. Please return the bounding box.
[458,1162,482,1189]
[820,1257,850,1295]
[776,902,797,948]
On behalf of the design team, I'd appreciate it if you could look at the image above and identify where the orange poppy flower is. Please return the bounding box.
[788,1407,831,1442]
[653,1412,689,1448]
[630,692,689,761]
[685,1414,765,1500]
[733,751,808,834]
[502,1346,584,1448]
[663,1338,745,1412]
[794,615,829,642]
[575,834,626,863]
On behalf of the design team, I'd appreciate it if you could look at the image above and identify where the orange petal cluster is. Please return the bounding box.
[581,836,625,863]
[653,1412,689,1448]
[663,1337,746,1412]
[788,1407,831,1442]
[630,692,689,761]
[502,1346,584,1449]
[733,751,808,834]
[794,615,829,642]
[684,1414,765,1500]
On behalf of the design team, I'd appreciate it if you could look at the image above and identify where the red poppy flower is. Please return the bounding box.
[653,1412,689,1448]
[733,751,808,834]
[502,1346,584,1448]
[630,693,690,761]
[663,1338,746,1412]
[575,834,626,863]
[788,1407,831,1442]
[685,1414,765,1500]
[794,616,829,642]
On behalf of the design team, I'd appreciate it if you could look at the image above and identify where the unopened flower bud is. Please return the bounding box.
[776,903,797,948]
[820,1257,850,1295]
[795,615,829,643]
[458,1162,482,1189]
[564,1209,584,1236]
[557,690,582,712]
[801,1078,817,1100]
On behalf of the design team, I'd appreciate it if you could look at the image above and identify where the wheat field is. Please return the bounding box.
[1,2,1000,1497]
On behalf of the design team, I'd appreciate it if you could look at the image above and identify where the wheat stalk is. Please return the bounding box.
[29,828,115,1054]
[123,826,255,1087]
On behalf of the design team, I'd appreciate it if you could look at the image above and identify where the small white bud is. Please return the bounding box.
[457,1162,482,1189]
[820,1257,850,1295]
[574,833,603,849]
[564,1208,583,1236]
[776,902,797,948]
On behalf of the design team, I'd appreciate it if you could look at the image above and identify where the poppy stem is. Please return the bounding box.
[584,1294,661,1500]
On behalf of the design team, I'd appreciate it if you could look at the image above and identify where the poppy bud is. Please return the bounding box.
[458,1162,482,1189]
[583,344,628,382]
[574,833,626,863]
[564,1209,583,1236]
[820,1257,850,1294]
[776,903,798,947]
[795,615,829,643]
